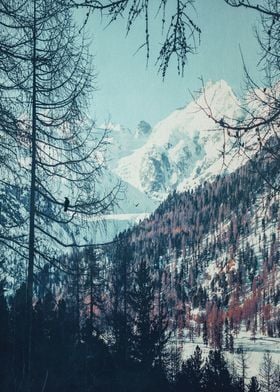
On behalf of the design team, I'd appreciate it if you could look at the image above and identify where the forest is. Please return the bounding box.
[0,0,279,391]
[1,266,280,392]
[1,149,279,391]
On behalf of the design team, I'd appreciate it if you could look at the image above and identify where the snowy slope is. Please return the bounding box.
[114,80,246,201]
[0,80,251,264]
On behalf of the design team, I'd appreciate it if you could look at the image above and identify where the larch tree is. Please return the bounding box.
[67,0,201,78]
[236,346,250,392]
[0,1,30,272]
[0,0,120,387]
[259,351,275,392]
[199,0,280,194]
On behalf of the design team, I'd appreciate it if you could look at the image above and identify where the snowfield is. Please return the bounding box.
[171,329,280,378]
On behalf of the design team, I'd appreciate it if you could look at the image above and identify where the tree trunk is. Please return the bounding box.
[26,0,37,388]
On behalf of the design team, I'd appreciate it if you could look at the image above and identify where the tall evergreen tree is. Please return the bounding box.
[248,376,261,392]
[236,346,250,392]
[109,237,133,367]
[202,350,235,392]
[176,345,203,392]
[129,259,168,370]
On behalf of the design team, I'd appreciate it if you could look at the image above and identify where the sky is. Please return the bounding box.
[82,0,262,130]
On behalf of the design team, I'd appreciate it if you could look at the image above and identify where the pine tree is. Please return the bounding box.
[272,364,280,392]
[129,259,165,369]
[229,333,235,353]
[224,317,230,350]
[176,345,203,392]
[202,320,208,346]
[109,238,133,367]
[202,350,235,392]
[248,376,261,392]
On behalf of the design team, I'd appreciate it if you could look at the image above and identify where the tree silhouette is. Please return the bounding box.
[0,0,120,386]
[248,376,261,392]
[199,0,280,194]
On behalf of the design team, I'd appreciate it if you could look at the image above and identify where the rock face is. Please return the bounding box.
[136,120,152,137]
[113,80,244,201]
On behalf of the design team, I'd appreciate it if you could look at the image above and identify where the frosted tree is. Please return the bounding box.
[272,364,280,392]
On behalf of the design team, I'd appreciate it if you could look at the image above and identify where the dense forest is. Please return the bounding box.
[1,274,280,391]
[1,153,279,391]
[106,154,280,348]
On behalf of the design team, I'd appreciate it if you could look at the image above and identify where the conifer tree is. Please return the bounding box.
[176,345,203,392]
[236,346,250,392]
[248,376,261,392]
[129,259,161,369]
[202,320,208,346]
[109,237,133,366]
[202,350,235,392]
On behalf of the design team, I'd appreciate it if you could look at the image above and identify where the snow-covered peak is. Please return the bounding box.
[114,80,244,201]
[149,80,238,144]
[196,79,239,117]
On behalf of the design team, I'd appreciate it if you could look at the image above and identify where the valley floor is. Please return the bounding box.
[178,330,280,378]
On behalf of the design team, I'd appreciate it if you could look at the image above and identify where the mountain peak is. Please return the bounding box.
[195,79,239,117]
[114,80,243,201]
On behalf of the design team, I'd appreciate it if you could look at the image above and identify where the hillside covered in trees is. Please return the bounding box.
[1,152,279,392]
[109,154,279,349]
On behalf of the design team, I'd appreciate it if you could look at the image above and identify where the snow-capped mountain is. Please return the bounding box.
[113,80,245,201]
[0,80,250,264]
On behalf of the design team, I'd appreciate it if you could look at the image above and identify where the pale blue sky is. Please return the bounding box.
[85,0,262,129]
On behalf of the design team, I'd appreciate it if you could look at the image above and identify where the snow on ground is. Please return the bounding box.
[171,329,280,378]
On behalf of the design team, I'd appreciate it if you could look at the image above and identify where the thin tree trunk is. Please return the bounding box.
[89,254,95,331]
[123,253,127,365]
[158,269,162,367]
[76,253,80,341]
[26,0,37,388]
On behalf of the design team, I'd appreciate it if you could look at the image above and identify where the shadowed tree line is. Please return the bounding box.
[1,275,279,392]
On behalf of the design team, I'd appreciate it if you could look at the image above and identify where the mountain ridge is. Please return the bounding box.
[112,80,246,201]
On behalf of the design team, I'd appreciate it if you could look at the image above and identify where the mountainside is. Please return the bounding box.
[108,155,280,348]
[113,80,246,201]
[1,79,276,286]
[1,80,249,262]
[2,78,278,384]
